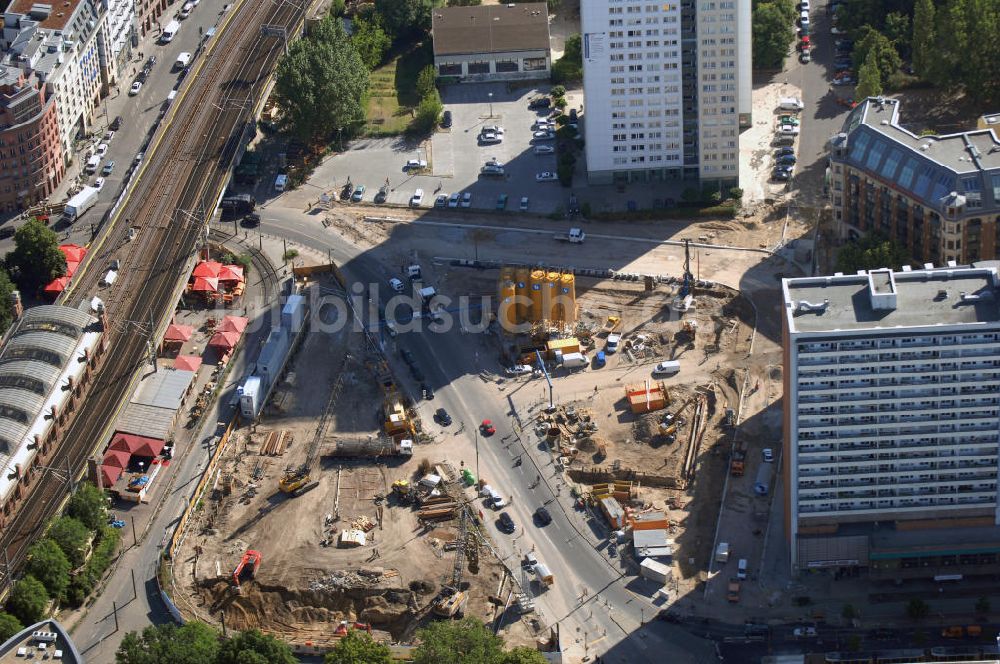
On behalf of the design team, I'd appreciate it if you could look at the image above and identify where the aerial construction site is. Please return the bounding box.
[169,233,776,652]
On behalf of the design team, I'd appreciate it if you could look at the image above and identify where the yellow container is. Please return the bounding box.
[530,269,546,322]
[514,268,530,323]
[498,280,517,328]
[554,272,576,323]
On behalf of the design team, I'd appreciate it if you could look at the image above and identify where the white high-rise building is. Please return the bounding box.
[782,266,1000,581]
[580,0,750,188]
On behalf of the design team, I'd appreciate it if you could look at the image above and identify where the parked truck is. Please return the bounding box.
[534,563,554,589]
[62,186,100,223]
[754,461,773,496]
[715,542,730,563]
[606,333,622,353]
[553,228,585,243]
[727,578,741,603]
[731,440,747,477]
[561,352,588,369]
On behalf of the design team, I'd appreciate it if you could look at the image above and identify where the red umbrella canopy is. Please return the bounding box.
[191,276,220,292]
[43,276,70,294]
[192,260,223,278]
[218,265,245,282]
[60,244,87,264]
[102,449,131,469]
[209,330,241,349]
[164,324,194,342]
[219,315,248,333]
[100,465,123,487]
[174,355,203,371]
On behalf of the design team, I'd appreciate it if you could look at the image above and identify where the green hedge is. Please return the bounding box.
[66,525,121,607]
[591,203,737,222]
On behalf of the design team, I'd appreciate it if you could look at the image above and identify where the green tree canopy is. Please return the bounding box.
[47,516,91,568]
[374,0,434,42]
[7,575,48,625]
[834,0,886,37]
[351,14,391,70]
[116,622,220,664]
[751,3,793,69]
[911,0,936,80]
[0,268,15,333]
[325,629,392,664]
[416,65,437,99]
[4,218,66,294]
[274,15,369,145]
[853,27,901,82]
[25,539,71,600]
[854,54,883,101]
[409,89,443,136]
[955,0,1000,105]
[882,11,910,56]
[413,618,547,664]
[551,34,582,83]
[0,612,23,643]
[836,233,909,274]
[216,629,296,664]
[907,597,929,621]
[67,482,108,531]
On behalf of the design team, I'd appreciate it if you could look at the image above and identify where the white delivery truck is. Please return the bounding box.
[606,333,622,353]
[85,154,101,174]
[561,352,588,369]
[175,52,192,70]
[715,542,731,563]
[553,227,586,243]
[161,20,180,43]
[62,186,100,223]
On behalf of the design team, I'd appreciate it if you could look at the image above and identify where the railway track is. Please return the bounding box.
[0,0,305,591]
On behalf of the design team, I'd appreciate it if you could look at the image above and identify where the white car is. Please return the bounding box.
[94,177,105,191]
[389,278,404,293]
[533,145,555,155]
[793,627,817,638]
[96,143,108,157]
[103,130,115,142]
[482,124,504,135]
[135,151,144,164]
[532,120,554,131]
[762,448,774,463]
[480,132,502,144]
[519,196,529,211]
[410,188,424,207]
[778,125,800,136]
[460,192,472,208]
[536,171,558,182]
[830,26,846,34]
[532,130,555,141]
[434,193,448,208]
[404,159,427,170]
[505,364,533,376]
[832,76,854,86]
[448,193,460,208]
[129,81,142,95]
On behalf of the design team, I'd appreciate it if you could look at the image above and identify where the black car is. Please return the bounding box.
[568,108,578,122]
[435,408,452,426]
[421,383,434,400]
[498,512,515,533]
[110,115,122,131]
[441,110,452,128]
[146,55,157,68]
[534,507,552,526]
[772,168,792,181]
[241,212,260,227]
[528,96,551,110]
[400,348,415,366]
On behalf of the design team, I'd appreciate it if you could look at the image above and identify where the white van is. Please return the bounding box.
[274,174,288,192]
[85,154,101,174]
[101,270,118,287]
[175,52,192,70]
[410,188,424,207]
[161,20,180,43]
[737,558,748,580]
[779,97,805,112]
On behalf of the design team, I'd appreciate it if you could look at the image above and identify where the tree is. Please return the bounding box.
[116,622,220,664]
[325,630,392,664]
[413,618,545,664]
[352,15,391,71]
[374,0,434,42]
[416,65,437,99]
[855,54,883,101]
[25,539,71,600]
[274,15,369,145]
[841,603,857,621]
[4,218,66,293]
[0,268,14,333]
[551,34,582,83]
[958,0,1000,105]
[835,232,909,274]
[7,575,48,625]
[853,27,900,82]
[975,596,991,616]
[833,0,885,37]
[751,3,793,70]
[882,12,910,56]
[911,0,936,80]
[409,89,443,136]
[67,482,108,531]
[47,516,91,568]
[0,612,23,643]
[217,629,296,664]
[906,598,929,621]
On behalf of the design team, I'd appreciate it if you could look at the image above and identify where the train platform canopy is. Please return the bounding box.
[0,305,101,508]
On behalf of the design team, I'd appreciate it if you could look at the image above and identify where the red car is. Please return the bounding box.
[798,36,810,50]
[480,419,496,436]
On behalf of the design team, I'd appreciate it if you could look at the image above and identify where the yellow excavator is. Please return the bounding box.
[279,465,317,496]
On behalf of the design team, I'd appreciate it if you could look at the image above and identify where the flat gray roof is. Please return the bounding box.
[130,368,194,410]
[784,266,1000,334]
[432,3,550,56]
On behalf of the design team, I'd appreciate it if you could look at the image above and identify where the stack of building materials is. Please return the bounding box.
[624,381,668,414]
[417,496,457,521]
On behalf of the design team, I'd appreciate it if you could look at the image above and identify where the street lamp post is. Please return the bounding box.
[488,92,493,119]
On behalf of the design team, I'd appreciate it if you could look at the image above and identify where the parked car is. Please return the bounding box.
[498,512,515,533]
[528,96,551,109]
[404,158,427,170]
[102,160,116,175]
[519,196,529,211]
[129,80,142,95]
[763,448,775,462]
[94,177,105,190]
[351,184,366,202]
[479,132,502,145]
[460,192,472,208]
[389,278,404,293]
[480,419,496,436]
[536,171,558,182]
[777,154,797,166]
[533,144,555,155]
[775,147,796,157]
[482,124,504,135]
[832,76,854,86]
[798,35,810,50]
[534,507,552,526]
[800,51,811,63]
[778,125,800,135]
[420,383,434,400]
[772,168,792,181]
[435,193,449,208]
[831,25,846,34]
[435,408,452,426]
[793,627,818,638]
[103,130,115,142]
[505,364,532,376]
[401,348,415,366]
[441,110,452,128]
[96,143,108,157]
[448,193,460,208]
[241,212,260,227]
[110,116,123,131]
[532,130,555,141]
[410,189,424,207]
[778,115,800,126]
[533,119,555,131]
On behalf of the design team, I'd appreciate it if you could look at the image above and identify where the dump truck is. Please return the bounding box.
[62,186,100,223]
[727,578,741,603]
[553,228,585,243]
[731,440,747,477]
[600,316,621,336]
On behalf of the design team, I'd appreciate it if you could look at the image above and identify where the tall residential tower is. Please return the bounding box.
[580,0,750,189]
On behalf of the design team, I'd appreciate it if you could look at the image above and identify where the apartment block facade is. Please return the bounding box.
[0,66,63,210]
[580,0,749,189]
[829,97,1000,266]
[783,266,1000,581]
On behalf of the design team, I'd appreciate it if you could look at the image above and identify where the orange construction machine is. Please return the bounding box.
[232,550,261,587]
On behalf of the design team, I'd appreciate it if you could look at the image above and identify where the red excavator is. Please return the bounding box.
[333,621,372,637]
[232,550,261,587]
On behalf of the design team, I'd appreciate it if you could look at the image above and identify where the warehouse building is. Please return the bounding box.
[782,265,1000,580]
[431,3,551,82]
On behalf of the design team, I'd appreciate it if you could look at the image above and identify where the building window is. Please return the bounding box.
[495,60,518,73]
[438,63,461,76]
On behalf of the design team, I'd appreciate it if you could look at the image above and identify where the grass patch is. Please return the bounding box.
[365,41,433,136]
